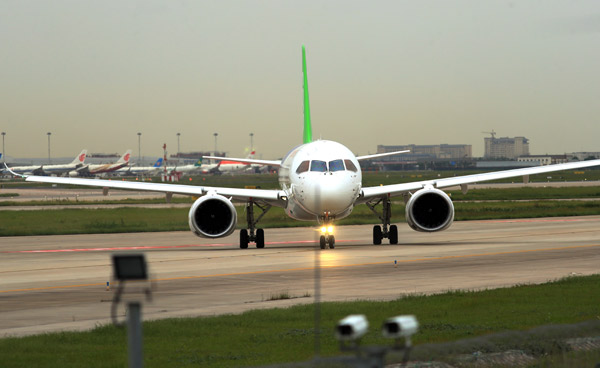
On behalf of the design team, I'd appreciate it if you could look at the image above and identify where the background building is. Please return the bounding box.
[484,136,529,159]
[377,144,472,160]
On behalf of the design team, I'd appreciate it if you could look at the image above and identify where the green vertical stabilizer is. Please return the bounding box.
[302,45,312,144]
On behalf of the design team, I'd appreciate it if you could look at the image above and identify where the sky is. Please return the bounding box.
[2,1,600,160]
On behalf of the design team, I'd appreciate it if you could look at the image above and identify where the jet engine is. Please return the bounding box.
[405,187,454,232]
[188,193,237,238]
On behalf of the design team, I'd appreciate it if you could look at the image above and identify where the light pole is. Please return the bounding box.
[137,132,142,164]
[1,132,5,162]
[213,133,218,154]
[249,132,254,151]
[176,132,181,154]
[47,132,52,164]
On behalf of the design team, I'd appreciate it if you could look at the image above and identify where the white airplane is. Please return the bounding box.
[8,46,600,250]
[171,158,219,175]
[116,158,164,176]
[203,150,260,174]
[73,150,132,176]
[3,150,87,176]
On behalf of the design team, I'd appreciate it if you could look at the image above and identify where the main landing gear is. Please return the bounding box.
[240,200,271,249]
[366,195,398,245]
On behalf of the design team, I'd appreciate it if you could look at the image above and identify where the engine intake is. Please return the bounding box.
[188,194,237,238]
[405,188,454,232]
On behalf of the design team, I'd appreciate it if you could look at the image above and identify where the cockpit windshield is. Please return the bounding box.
[296,159,357,174]
[310,160,327,172]
[296,160,310,174]
[328,159,345,172]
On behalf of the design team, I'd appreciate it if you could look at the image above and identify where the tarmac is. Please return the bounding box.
[1,216,599,337]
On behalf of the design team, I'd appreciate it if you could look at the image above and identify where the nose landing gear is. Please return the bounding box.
[319,234,335,249]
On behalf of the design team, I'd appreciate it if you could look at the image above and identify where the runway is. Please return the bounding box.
[1,216,600,337]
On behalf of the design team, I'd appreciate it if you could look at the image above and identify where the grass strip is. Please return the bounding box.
[0,275,598,367]
[2,186,600,207]
[1,200,600,236]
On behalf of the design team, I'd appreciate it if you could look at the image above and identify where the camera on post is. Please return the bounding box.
[335,314,369,342]
[112,254,148,281]
[382,315,418,339]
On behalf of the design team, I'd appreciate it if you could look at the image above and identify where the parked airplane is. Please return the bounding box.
[10,46,600,250]
[203,151,259,174]
[3,150,87,176]
[171,158,219,175]
[116,158,164,176]
[73,150,132,176]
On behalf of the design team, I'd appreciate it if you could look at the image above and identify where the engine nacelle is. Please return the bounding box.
[405,187,454,232]
[188,193,237,238]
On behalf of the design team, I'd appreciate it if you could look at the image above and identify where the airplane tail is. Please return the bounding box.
[153,158,164,167]
[71,150,87,165]
[117,150,132,164]
[246,150,256,159]
[302,45,312,144]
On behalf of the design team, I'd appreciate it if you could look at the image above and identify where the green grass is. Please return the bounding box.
[2,200,600,236]
[2,186,600,207]
[0,192,19,198]
[1,275,599,367]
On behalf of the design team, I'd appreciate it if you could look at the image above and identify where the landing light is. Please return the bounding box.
[320,226,335,234]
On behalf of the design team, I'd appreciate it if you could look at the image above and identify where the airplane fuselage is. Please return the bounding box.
[278,140,362,222]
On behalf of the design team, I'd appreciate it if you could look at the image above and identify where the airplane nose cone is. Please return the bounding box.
[305,175,357,215]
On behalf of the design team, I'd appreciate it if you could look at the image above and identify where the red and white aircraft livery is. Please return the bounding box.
[203,151,258,174]
[73,150,132,176]
[2,150,87,176]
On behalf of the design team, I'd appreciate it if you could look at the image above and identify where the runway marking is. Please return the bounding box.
[2,243,600,294]
[2,240,354,253]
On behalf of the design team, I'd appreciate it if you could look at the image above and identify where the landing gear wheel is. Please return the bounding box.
[373,226,382,245]
[328,235,335,249]
[240,229,249,249]
[256,228,265,249]
[389,225,398,245]
[319,235,326,249]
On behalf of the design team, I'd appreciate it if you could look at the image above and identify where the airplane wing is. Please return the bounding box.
[203,156,282,167]
[358,159,600,203]
[356,150,410,161]
[23,174,286,205]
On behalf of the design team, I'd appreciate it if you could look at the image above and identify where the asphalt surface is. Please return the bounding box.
[1,216,600,337]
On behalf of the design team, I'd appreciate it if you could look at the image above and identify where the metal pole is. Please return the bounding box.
[47,132,52,164]
[249,132,254,150]
[176,133,180,154]
[1,132,5,162]
[127,302,143,368]
[213,133,218,154]
[137,132,142,164]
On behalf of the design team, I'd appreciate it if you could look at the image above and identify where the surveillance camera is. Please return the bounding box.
[112,254,148,281]
[382,315,418,339]
[335,314,369,341]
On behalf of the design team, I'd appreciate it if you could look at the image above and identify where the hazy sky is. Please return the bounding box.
[2,1,600,160]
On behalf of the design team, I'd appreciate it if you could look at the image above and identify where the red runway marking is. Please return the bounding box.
[3,240,355,253]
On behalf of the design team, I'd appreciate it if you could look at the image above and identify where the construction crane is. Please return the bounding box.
[482,130,496,139]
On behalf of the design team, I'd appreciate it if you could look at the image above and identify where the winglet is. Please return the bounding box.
[3,162,27,178]
[302,45,312,144]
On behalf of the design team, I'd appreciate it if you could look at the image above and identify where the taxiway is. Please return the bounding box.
[1,216,599,337]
